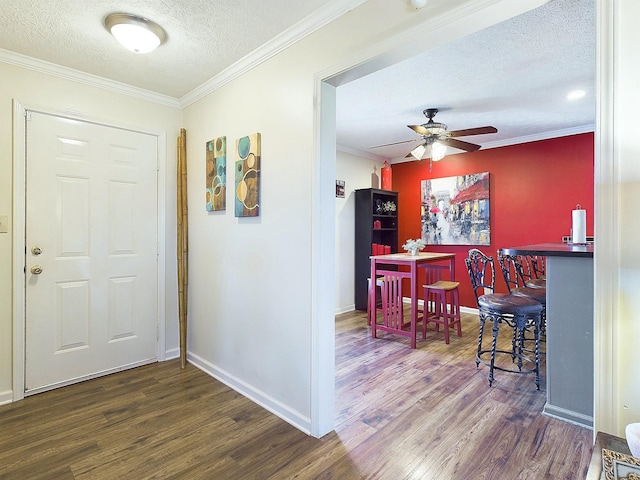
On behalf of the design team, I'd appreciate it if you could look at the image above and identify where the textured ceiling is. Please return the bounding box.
[0,0,594,159]
[336,0,595,161]
[0,0,335,98]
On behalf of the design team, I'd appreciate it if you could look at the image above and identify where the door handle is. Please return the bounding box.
[31,246,42,255]
[30,265,43,275]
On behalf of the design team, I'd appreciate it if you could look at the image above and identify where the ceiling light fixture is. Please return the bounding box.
[567,89,586,101]
[105,13,166,53]
[431,141,447,161]
[410,0,428,9]
[410,143,427,160]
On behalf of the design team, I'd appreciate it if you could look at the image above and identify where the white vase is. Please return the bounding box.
[626,422,640,458]
[410,249,418,256]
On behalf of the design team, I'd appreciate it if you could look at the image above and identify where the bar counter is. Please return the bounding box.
[501,242,594,258]
[502,243,594,428]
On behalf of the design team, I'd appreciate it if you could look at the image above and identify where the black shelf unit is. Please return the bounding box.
[354,188,399,311]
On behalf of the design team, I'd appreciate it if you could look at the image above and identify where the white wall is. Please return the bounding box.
[0,61,182,403]
[335,150,382,314]
[7,0,636,440]
[594,0,640,436]
[180,0,551,436]
[615,0,640,434]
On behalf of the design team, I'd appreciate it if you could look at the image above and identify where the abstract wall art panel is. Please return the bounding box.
[420,172,490,245]
[205,136,227,211]
[235,133,261,217]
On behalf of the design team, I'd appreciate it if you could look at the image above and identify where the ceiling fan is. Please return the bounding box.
[373,108,497,162]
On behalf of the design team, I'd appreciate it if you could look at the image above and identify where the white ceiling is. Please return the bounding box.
[0,0,594,160]
[0,0,360,99]
[336,0,595,161]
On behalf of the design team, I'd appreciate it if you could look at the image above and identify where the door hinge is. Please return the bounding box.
[25,111,32,121]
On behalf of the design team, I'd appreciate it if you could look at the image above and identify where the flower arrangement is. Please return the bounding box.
[402,238,426,254]
[382,201,396,213]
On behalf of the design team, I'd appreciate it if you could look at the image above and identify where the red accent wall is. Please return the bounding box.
[391,133,594,308]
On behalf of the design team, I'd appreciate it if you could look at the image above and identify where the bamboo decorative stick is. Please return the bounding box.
[177,128,189,368]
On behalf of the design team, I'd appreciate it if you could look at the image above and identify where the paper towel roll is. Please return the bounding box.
[572,208,586,244]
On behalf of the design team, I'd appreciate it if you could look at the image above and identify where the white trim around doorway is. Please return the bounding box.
[11,100,167,402]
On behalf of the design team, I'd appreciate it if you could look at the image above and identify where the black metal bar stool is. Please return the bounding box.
[465,249,544,389]
[522,254,546,289]
[497,250,547,340]
[529,255,546,279]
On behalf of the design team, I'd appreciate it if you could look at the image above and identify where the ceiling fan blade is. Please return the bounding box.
[370,138,418,148]
[443,138,481,152]
[408,124,429,136]
[447,126,497,137]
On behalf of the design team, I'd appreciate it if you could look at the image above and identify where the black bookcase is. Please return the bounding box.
[354,188,399,311]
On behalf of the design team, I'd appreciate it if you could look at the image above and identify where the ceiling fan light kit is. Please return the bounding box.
[410,0,429,9]
[410,144,427,160]
[431,141,447,161]
[374,107,497,162]
[105,13,166,53]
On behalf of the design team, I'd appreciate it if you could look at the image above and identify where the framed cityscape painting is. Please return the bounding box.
[420,172,490,245]
[235,133,261,217]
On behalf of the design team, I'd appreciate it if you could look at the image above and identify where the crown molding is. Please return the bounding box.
[0,48,181,108]
[179,0,369,108]
[1,0,367,110]
[480,124,595,150]
[336,143,388,162]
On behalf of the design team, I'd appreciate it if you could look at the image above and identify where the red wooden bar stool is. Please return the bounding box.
[422,264,462,344]
[367,276,385,326]
[372,269,413,345]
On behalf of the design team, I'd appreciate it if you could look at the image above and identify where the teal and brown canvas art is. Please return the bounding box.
[235,133,261,217]
[205,136,227,211]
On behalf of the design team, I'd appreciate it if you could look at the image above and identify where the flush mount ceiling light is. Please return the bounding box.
[105,13,166,53]
[410,0,428,8]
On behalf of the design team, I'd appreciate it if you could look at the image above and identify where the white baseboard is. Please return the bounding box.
[543,403,594,429]
[187,352,312,435]
[164,347,180,360]
[0,389,13,406]
[335,304,355,315]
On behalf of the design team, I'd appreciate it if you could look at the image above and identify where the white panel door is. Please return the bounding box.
[25,111,158,394]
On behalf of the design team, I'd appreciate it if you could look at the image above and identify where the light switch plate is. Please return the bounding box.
[0,215,8,233]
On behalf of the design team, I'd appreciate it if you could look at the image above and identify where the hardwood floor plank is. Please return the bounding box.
[0,310,593,479]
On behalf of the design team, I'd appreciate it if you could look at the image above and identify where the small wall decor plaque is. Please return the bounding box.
[336,180,345,198]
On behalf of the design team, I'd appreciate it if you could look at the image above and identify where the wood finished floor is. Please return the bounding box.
[0,310,593,479]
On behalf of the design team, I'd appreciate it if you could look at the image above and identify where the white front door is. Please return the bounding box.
[24,111,159,394]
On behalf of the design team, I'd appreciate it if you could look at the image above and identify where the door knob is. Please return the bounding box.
[30,265,43,275]
[31,246,42,255]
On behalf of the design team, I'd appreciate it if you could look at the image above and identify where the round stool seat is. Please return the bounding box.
[525,278,546,289]
[512,287,546,305]
[425,280,459,291]
[478,293,543,315]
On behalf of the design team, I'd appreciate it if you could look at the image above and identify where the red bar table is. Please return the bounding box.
[369,252,455,348]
